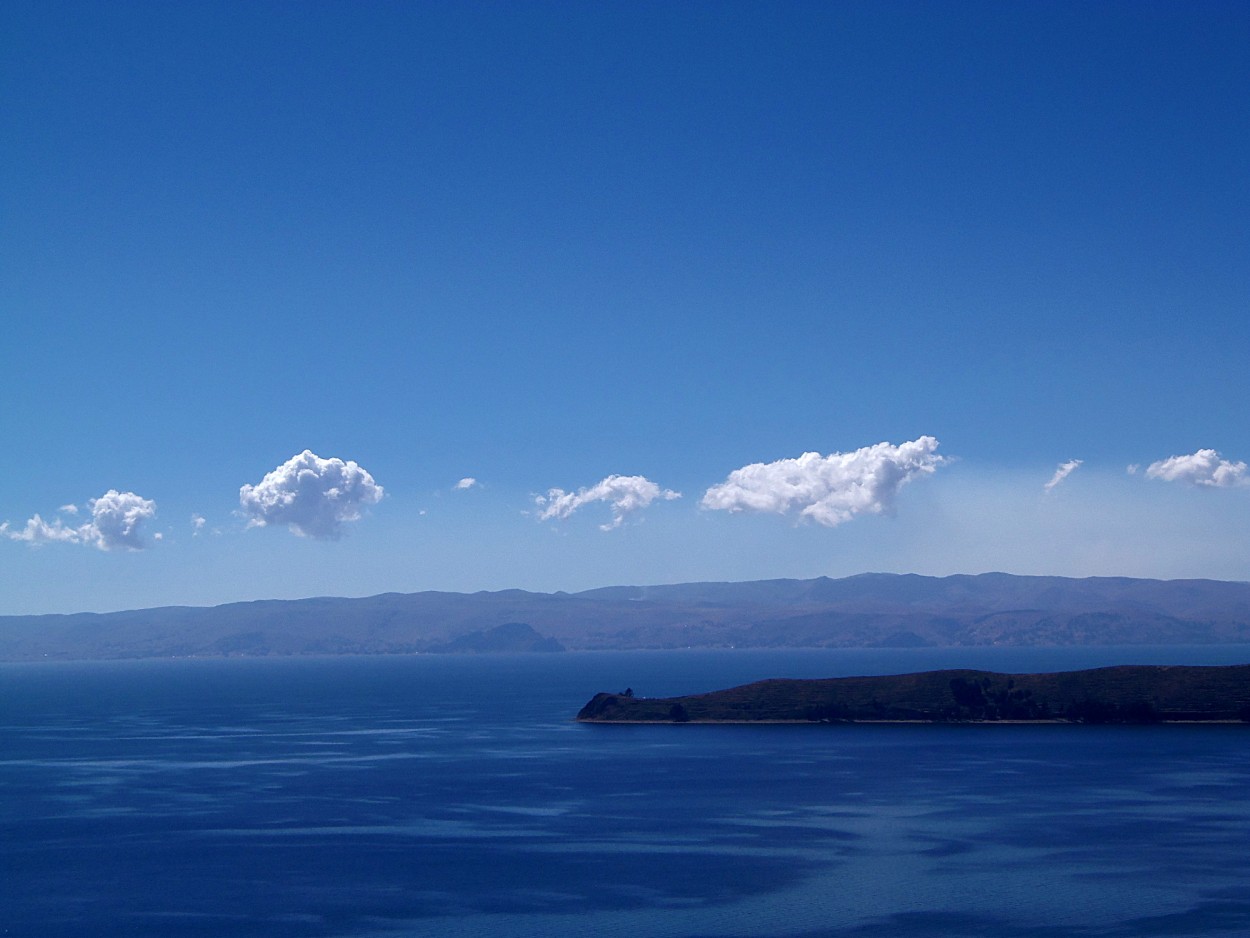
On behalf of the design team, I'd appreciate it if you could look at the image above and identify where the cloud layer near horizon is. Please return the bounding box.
[239,450,384,539]
[701,437,945,526]
[535,474,680,530]
[9,441,1247,569]
[2,490,157,550]
[1145,449,1248,488]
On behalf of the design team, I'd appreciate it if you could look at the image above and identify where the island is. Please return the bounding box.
[577,664,1250,724]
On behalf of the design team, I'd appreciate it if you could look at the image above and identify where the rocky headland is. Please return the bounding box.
[577,664,1250,724]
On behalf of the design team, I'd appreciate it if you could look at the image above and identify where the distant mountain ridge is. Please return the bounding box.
[2,573,1250,661]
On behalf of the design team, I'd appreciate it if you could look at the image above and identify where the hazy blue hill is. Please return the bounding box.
[574,577,835,606]
[3,573,1250,661]
[425,622,565,654]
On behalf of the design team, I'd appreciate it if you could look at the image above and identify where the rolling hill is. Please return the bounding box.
[3,573,1250,661]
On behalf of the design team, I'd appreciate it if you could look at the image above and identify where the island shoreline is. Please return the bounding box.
[577,664,1250,725]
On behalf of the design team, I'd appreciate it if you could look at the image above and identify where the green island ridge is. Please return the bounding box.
[577,664,1250,724]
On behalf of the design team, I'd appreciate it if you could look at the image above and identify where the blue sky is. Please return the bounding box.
[3,1,1248,615]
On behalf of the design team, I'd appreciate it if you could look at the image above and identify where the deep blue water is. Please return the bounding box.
[3,647,1250,938]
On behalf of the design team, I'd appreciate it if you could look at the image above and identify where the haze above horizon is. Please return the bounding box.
[3,1,1247,616]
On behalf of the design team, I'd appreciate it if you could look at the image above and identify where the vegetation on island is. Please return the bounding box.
[577,664,1250,724]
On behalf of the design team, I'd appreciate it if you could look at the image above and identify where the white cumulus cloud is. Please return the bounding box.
[535,474,681,531]
[88,490,159,550]
[455,477,479,490]
[1145,449,1248,488]
[701,436,945,527]
[3,490,158,550]
[239,450,384,539]
[1044,459,1083,492]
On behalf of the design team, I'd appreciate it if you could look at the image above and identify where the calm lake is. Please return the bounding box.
[3,646,1249,937]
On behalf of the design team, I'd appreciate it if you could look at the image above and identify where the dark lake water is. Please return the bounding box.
[3,646,1250,937]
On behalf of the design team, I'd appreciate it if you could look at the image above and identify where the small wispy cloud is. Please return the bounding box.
[58,503,79,515]
[535,474,681,531]
[3,490,158,551]
[239,450,384,539]
[1145,449,1248,488]
[1044,459,1083,493]
[1,515,81,545]
[454,477,479,491]
[701,436,945,527]
[191,514,207,534]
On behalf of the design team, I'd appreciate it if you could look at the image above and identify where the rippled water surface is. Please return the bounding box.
[3,647,1249,937]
